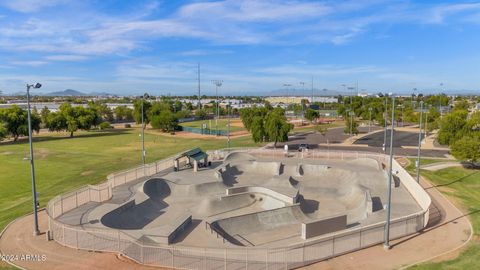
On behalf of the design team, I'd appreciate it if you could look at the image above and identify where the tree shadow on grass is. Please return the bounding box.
[1,129,132,146]
[425,171,480,190]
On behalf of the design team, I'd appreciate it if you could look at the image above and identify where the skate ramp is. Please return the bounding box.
[223,152,256,163]
[212,205,305,246]
[195,192,286,217]
[100,199,168,230]
[232,161,281,176]
[347,158,381,170]
[298,164,329,176]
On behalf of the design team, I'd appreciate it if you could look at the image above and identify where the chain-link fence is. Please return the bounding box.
[179,126,229,136]
[46,148,431,269]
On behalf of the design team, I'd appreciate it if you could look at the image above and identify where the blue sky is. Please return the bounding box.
[0,0,480,95]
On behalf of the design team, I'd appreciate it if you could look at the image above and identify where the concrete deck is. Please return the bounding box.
[55,152,422,249]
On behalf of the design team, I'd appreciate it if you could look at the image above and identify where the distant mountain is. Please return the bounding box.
[47,89,86,96]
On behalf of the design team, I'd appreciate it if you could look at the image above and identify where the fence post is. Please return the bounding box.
[204,248,207,270]
[62,224,65,244]
[140,242,144,263]
[224,249,227,270]
[75,191,78,207]
[302,243,305,266]
[284,248,287,270]
[265,250,268,270]
[117,231,121,252]
[245,247,248,270]
[60,195,64,214]
[75,230,79,249]
[171,246,175,268]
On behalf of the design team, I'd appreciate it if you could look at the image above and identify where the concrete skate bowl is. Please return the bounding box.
[211,205,307,246]
[293,168,372,223]
[100,179,172,230]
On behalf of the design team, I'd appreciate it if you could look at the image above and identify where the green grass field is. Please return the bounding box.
[0,128,263,231]
[179,118,246,132]
[406,159,480,269]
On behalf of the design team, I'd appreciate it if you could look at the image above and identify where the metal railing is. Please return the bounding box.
[46,148,431,270]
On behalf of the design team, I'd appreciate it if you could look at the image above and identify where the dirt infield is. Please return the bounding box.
[0,173,471,270]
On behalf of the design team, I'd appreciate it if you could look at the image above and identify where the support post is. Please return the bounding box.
[384,95,395,250]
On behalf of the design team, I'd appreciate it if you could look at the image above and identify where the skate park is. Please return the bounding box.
[45,148,431,269]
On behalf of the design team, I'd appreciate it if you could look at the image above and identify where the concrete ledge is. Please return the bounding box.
[301,214,347,240]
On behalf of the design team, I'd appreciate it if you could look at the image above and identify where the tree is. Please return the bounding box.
[40,106,50,126]
[195,109,208,120]
[133,100,152,126]
[437,110,468,145]
[150,110,178,132]
[114,106,127,121]
[304,108,319,123]
[250,116,266,142]
[46,103,98,137]
[0,122,7,141]
[0,105,40,141]
[265,111,293,147]
[344,115,359,135]
[451,136,480,164]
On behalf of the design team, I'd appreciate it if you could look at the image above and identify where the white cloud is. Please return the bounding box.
[44,55,89,61]
[427,3,480,24]
[0,0,67,13]
[10,60,48,67]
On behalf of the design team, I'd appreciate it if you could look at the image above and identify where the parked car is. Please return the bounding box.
[298,143,309,152]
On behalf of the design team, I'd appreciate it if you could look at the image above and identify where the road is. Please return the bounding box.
[354,130,424,148]
[269,127,450,158]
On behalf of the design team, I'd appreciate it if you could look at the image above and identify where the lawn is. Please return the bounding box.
[406,159,480,269]
[0,128,264,231]
[289,121,345,135]
[179,118,245,132]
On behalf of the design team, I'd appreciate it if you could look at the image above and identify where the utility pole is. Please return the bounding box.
[368,107,372,133]
[227,100,231,149]
[311,76,314,105]
[283,83,291,113]
[141,93,149,165]
[416,101,424,183]
[384,95,395,250]
[26,82,42,236]
[424,107,429,141]
[197,63,201,109]
[383,94,388,152]
[212,80,223,136]
[300,81,305,123]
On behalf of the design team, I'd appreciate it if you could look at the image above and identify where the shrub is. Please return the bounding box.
[99,122,112,130]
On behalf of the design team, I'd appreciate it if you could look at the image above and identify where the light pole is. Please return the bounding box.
[368,107,373,133]
[416,100,424,183]
[227,100,231,149]
[212,80,223,136]
[349,111,354,136]
[424,106,429,141]
[141,93,149,165]
[300,82,305,123]
[283,83,291,110]
[384,95,395,250]
[26,82,42,236]
[383,94,388,152]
